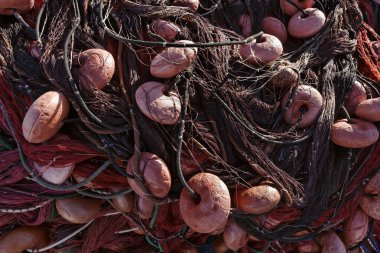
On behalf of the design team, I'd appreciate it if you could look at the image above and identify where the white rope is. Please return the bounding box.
[0,201,50,213]
[115,227,140,234]
[26,220,94,252]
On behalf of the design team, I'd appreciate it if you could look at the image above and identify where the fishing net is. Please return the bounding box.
[0,0,379,252]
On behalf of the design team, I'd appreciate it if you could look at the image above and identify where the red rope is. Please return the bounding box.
[0,151,27,185]
[0,76,102,171]
[80,214,152,253]
[14,203,52,226]
[357,23,380,81]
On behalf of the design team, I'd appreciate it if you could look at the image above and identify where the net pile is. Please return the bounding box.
[0,0,379,252]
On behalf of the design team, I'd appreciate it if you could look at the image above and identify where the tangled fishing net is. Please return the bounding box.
[0,0,380,252]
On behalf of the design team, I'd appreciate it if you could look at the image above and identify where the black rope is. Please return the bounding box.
[13,11,37,39]
[175,76,199,200]
[285,0,308,17]
[76,188,133,199]
[0,130,13,150]
[38,193,80,199]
